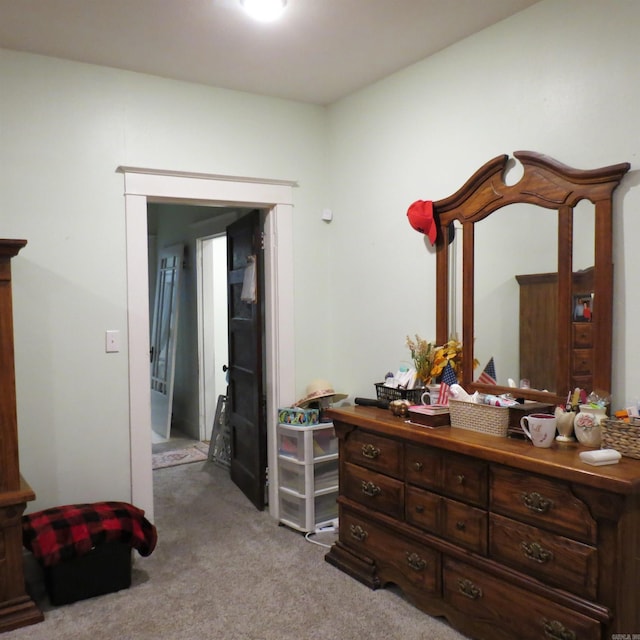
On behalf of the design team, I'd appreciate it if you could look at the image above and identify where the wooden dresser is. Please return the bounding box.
[516,268,595,394]
[0,240,43,632]
[325,406,640,640]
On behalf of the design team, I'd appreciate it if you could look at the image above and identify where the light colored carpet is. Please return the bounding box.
[7,461,471,640]
[152,442,209,469]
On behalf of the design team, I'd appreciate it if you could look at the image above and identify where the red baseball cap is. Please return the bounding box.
[407,200,437,245]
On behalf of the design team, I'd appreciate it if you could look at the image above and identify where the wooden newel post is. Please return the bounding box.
[0,239,26,492]
[0,239,43,632]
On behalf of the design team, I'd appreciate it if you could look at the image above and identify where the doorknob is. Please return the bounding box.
[222,365,228,372]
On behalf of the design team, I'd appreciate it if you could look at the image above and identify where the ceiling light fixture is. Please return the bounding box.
[240,0,288,23]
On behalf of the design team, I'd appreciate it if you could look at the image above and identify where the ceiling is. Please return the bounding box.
[0,0,540,105]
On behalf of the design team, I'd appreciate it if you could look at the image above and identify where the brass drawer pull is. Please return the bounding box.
[457,578,482,600]
[406,552,427,571]
[361,481,381,497]
[543,618,575,640]
[522,541,553,564]
[349,524,368,542]
[455,521,466,532]
[413,461,424,471]
[415,504,425,513]
[456,474,465,485]
[361,443,380,459]
[522,491,553,514]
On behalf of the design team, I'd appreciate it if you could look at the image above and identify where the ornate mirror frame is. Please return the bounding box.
[434,151,630,405]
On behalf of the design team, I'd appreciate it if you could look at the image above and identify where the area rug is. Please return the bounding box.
[152,442,210,470]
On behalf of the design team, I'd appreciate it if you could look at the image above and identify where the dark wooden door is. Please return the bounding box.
[226,211,266,510]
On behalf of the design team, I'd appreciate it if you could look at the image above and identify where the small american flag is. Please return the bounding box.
[437,362,458,405]
[477,357,497,385]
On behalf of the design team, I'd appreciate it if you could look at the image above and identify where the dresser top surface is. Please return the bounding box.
[326,406,640,494]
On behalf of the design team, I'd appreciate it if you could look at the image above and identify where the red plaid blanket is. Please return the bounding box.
[22,501,158,567]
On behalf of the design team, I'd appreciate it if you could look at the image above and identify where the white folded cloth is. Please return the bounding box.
[579,449,622,466]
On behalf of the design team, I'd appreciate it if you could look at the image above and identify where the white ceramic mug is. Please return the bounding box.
[420,385,442,406]
[520,413,557,448]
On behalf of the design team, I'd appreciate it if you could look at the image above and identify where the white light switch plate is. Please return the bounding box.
[105,330,120,353]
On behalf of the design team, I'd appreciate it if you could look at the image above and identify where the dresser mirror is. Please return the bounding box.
[473,202,558,391]
[433,151,629,405]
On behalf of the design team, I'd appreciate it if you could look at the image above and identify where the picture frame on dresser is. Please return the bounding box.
[573,293,594,322]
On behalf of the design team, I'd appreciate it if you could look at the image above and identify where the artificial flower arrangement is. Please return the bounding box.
[406,335,477,386]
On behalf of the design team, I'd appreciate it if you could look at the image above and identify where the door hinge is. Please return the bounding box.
[260,231,265,250]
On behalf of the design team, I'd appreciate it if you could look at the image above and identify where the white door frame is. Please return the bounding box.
[119,167,296,521]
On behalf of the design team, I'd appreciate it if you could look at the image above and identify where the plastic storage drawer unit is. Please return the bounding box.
[277,422,339,532]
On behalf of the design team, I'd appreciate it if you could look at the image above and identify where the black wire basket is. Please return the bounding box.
[374,383,423,405]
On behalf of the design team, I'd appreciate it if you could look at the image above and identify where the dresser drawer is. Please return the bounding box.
[405,445,441,489]
[344,430,403,478]
[489,513,598,599]
[490,466,597,544]
[443,558,601,640]
[442,454,488,507]
[343,462,404,519]
[405,446,488,508]
[406,485,488,555]
[573,322,593,348]
[572,349,593,376]
[340,509,441,595]
[405,485,440,534]
[443,498,488,555]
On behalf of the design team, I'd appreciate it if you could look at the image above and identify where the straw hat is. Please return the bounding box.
[295,379,347,407]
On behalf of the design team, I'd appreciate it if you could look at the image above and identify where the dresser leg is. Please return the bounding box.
[325,541,381,589]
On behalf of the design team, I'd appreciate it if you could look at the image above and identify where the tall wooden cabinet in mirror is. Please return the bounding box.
[434,151,629,405]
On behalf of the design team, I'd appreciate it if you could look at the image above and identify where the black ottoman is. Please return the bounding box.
[43,541,132,606]
[22,501,157,606]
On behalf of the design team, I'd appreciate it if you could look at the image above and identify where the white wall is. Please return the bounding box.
[2,0,640,513]
[0,49,328,512]
[326,0,640,409]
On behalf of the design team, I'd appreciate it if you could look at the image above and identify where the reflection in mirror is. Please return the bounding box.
[448,221,463,340]
[474,204,557,389]
[573,199,595,271]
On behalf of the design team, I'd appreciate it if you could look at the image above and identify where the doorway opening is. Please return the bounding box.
[149,206,269,511]
[119,167,297,522]
[197,233,228,443]
[147,203,242,447]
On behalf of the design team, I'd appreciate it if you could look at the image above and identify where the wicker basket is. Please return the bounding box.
[449,399,510,437]
[375,383,424,405]
[601,418,640,459]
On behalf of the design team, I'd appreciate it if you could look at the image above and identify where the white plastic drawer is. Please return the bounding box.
[277,423,337,463]
[278,458,306,495]
[278,428,306,461]
[314,491,338,525]
[314,458,338,492]
[312,426,338,459]
[279,491,307,529]
[278,489,338,532]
